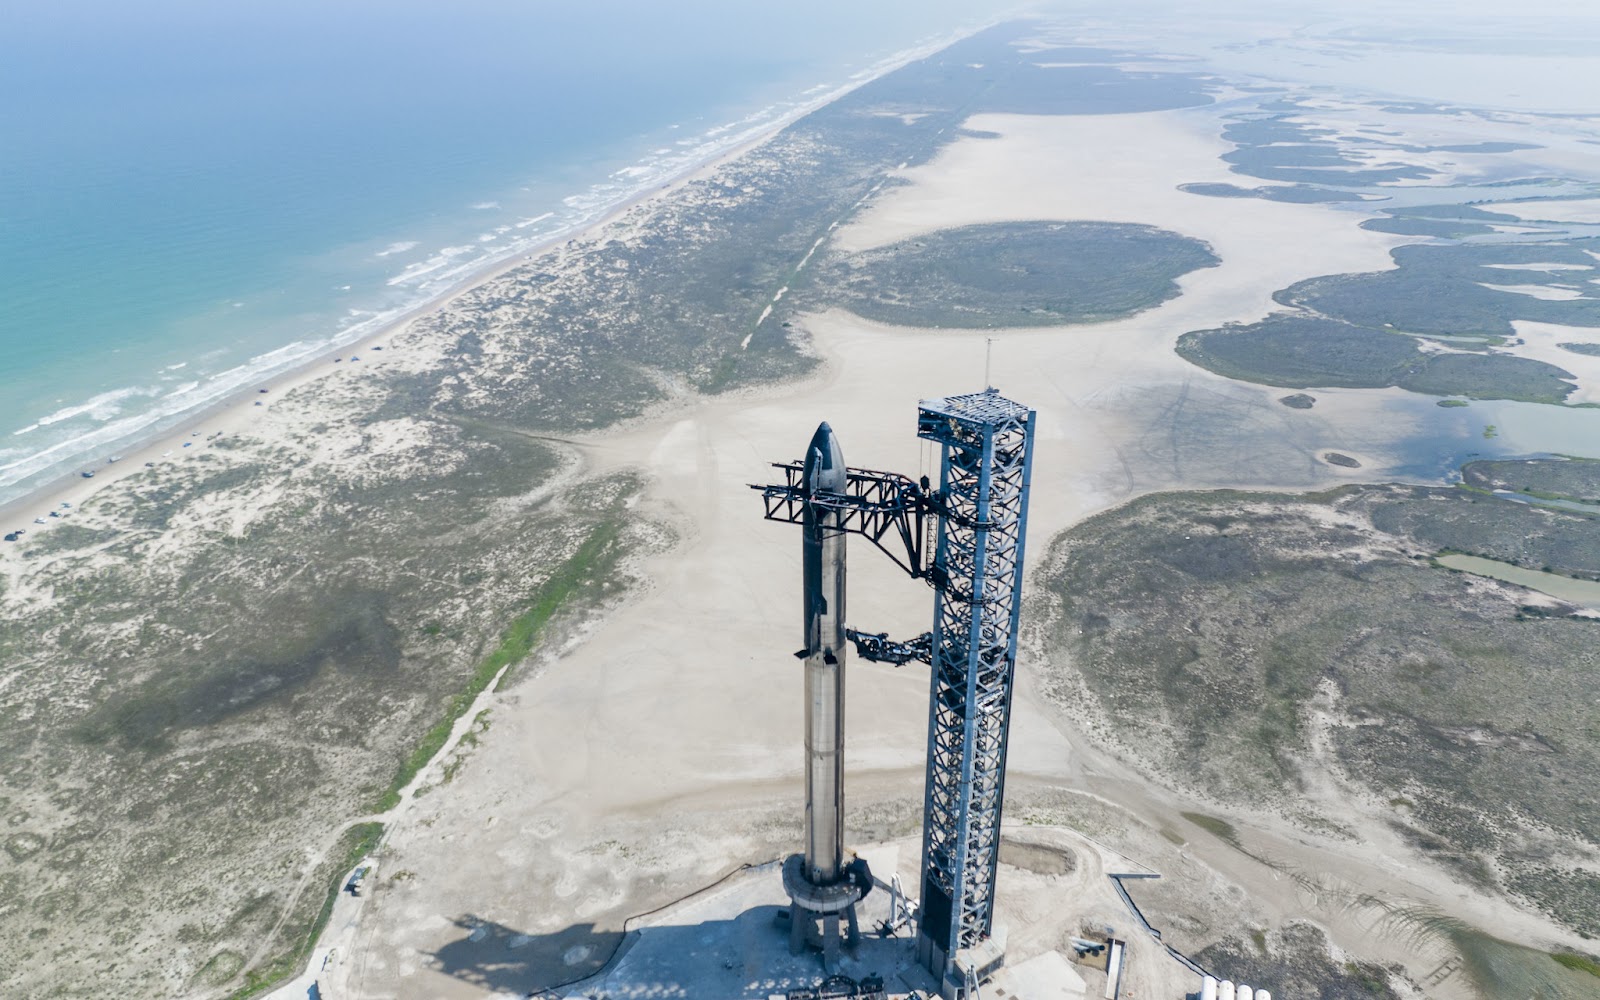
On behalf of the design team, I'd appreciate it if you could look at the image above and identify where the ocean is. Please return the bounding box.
[0,0,1000,505]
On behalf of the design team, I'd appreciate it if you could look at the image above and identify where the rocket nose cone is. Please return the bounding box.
[804,421,846,491]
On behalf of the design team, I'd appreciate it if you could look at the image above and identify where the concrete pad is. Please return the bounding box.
[990,951,1088,1000]
[563,861,922,999]
[856,844,902,885]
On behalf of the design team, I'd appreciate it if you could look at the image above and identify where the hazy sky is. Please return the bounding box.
[7,1,1598,126]
[1035,0,1600,111]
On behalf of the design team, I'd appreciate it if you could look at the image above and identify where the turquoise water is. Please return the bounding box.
[0,0,999,502]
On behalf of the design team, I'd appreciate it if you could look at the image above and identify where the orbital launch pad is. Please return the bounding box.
[753,388,1037,999]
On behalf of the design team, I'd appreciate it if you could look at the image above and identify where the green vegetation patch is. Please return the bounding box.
[1177,314,1576,403]
[1178,315,1419,388]
[1218,111,1434,186]
[1560,341,1600,356]
[1443,925,1600,999]
[1039,482,1600,935]
[374,516,627,811]
[1504,866,1600,938]
[1553,951,1600,979]
[1359,204,1526,239]
[227,822,383,999]
[1277,242,1600,339]
[1181,182,1366,203]
[18,523,122,557]
[815,221,1219,328]
[1372,485,1600,581]
[4,832,45,861]
[196,950,245,988]
[79,593,403,753]
[1190,922,1400,1000]
[863,34,1214,116]
[1463,456,1600,505]
[1175,226,1600,404]
[1181,811,1242,849]
[1177,313,1578,405]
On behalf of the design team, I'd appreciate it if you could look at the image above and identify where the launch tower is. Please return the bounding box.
[912,391,1035,993]
[753,389,1035,997]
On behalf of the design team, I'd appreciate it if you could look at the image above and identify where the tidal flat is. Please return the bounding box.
[7,15,1600,1000]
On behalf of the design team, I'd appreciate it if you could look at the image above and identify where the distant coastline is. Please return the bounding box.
[0,22,987,526]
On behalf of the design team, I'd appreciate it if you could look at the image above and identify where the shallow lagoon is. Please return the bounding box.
[1380,391,1600,479]
[1436,553,1600,608]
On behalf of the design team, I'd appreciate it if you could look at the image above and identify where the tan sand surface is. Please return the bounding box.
[430,107,1414,842]
[1479,282,1587,301]
[332,108,1589,999]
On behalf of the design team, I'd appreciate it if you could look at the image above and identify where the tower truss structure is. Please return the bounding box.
[913,390,1035,985]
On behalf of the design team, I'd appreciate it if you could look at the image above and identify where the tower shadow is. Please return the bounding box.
[426,903,916,999]
[427,915,621,996]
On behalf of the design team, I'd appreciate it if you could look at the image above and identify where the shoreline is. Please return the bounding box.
[0,22,991,547]
[0,19,985,540]
[0,138,761,540]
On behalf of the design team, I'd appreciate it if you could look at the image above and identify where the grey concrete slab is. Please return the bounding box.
[562,861,923,1000]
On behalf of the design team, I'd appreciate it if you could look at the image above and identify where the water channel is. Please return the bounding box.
[1435,553,1600,609]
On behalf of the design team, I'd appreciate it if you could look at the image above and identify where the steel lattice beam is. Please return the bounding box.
[752,463,934,579]
[913,390,1036,986]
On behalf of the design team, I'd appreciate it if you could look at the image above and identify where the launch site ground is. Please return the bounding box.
[4,13,1600,1000]
[508,826,1176,1000]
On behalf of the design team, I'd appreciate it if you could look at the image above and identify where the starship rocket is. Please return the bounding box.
[800,421,847,887]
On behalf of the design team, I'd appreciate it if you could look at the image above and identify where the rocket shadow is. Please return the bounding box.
[426,914,623,998]
[426,904,909,999]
